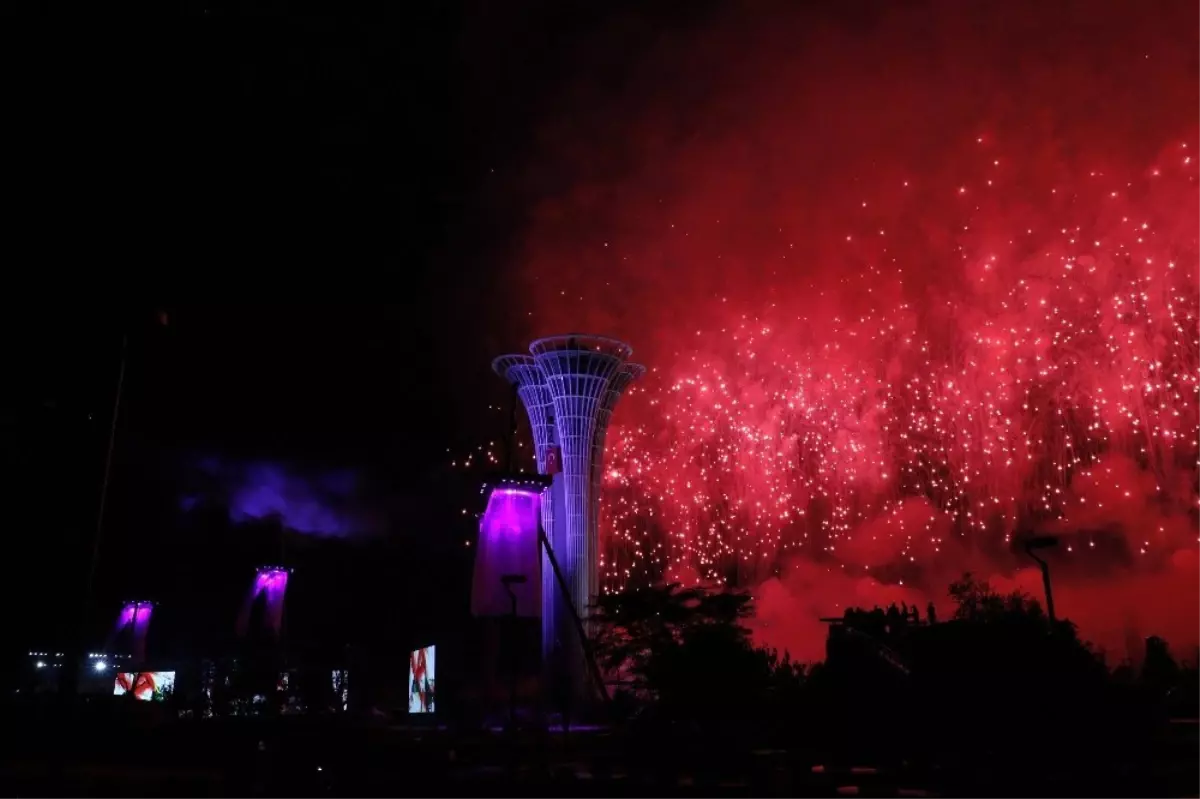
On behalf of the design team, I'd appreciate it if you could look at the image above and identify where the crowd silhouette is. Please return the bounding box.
[840,600,937,637]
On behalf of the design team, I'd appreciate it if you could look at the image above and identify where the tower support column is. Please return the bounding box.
[493,336,643,712]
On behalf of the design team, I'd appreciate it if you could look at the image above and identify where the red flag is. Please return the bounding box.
[545,446,561,475]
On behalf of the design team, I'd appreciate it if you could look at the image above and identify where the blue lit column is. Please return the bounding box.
[492,356,561,669]
[494,336,637,708]
[529,336,632,630]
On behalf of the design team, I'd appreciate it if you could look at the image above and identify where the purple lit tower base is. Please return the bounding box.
[470,474,549,724]
[471,477,545,618]
[106,600,155,665]
[237,566,291,638]
[493,335,643,713]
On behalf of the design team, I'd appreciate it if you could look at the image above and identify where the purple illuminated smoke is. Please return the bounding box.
[186,459,377,538]
[237,568,290,637]
[230,465,361,536]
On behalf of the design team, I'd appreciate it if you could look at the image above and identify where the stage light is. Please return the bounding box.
[94,660,108,672]
[35,661,45,669]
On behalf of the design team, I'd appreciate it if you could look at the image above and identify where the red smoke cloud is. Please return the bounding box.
[505,1,1199,661]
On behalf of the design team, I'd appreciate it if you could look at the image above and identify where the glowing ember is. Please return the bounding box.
[598,146,1198,590]
[464,2,1199,658]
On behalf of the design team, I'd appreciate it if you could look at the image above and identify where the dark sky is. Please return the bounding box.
[0,0,680,663]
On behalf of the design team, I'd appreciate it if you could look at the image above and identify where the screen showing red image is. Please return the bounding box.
[408,646,435,714]
[113,671,176,701]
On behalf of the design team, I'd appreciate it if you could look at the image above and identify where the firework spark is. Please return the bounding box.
[599,144,1198,590]
[467,1,1199,655]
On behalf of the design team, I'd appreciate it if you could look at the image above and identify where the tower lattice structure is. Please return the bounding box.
[493,335,642,692]
[492,354,560,662]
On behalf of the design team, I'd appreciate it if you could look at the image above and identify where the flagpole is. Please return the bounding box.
[69,331,127,694]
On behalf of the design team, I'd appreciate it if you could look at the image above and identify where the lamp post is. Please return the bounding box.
[62,333,129,696]
[500,574,526,729]
[1024,535,1059,622]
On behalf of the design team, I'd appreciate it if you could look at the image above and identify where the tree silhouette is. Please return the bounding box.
[1142,635,1181,697]
[948,572,1048,622]
[590,574,1186,792]
[894,571,1148,787]
[591,583,802,727]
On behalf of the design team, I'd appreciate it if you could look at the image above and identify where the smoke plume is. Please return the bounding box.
[502,1,1200,660]
[182,457,383,539]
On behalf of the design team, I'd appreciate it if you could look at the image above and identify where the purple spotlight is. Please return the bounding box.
[109,601,154,664]
[471,479,546,618]
[237,566,291,637]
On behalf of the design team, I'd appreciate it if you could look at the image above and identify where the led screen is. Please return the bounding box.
[113,671,176,701]
[331,669,349,712]
[408,646,435,713]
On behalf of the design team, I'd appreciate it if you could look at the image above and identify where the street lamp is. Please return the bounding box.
[1024,535,1059,622]
[501,574,527,729]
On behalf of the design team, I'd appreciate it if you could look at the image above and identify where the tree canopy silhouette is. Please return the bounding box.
[590,583,803,727]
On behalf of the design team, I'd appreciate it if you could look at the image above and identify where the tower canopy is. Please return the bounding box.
[529,334,634,361]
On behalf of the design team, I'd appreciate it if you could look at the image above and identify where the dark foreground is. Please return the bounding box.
[2,702,1196,797]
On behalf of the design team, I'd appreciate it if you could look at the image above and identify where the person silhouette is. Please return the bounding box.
[926,601,938,625]
[886,603,901,633]
[870,606,886,636]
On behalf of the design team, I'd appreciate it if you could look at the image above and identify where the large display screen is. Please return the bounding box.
[113,671,176,701]
[408,646,435,713]
[331,669,349,711]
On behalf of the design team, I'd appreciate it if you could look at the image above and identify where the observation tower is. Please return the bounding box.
[492,335,642,700]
